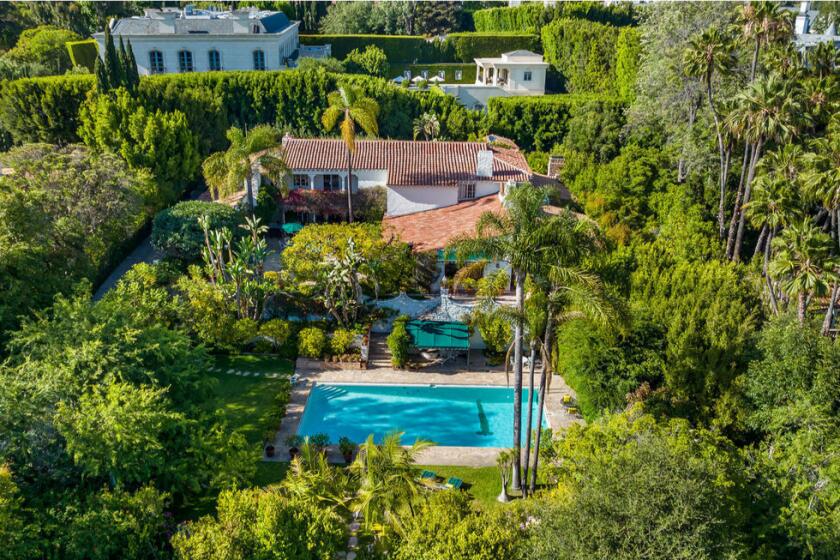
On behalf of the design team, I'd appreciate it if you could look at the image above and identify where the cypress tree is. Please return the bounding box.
[118,36,129,89]
[126,40,140,91]
[103,26,122,90]
[94,55,109,92]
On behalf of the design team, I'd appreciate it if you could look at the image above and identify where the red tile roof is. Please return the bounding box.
[279,137,531,188]
[382,194,503,252]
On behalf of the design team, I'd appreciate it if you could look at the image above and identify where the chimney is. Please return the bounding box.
[547,155,565,178]
[476,150,493,178]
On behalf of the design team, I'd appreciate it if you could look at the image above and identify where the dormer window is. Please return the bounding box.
[253,49,265,70]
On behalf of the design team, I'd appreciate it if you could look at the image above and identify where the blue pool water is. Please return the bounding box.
[297,383,546,447]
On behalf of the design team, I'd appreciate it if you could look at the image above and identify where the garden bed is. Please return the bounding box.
[295,357,367,370]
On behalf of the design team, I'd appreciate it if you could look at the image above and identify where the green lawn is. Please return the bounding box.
[422,465,501,506]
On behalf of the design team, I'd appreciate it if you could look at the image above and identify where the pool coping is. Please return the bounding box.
[267,365,582,467]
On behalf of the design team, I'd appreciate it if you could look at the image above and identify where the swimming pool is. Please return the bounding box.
[296,383,547,448]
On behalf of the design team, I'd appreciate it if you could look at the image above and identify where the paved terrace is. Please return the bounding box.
[268,353,583,467]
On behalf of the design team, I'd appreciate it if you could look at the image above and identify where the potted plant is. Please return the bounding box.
[285,435,303,460]
[339,436,357,463]
[310,433,331,454]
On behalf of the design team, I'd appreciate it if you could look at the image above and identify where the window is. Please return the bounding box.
[149,50,164,74]
[523,70,532,82]
[322,174,342,191]
[293,174,309,189]
[178,50,193,72]
[252,24,261,33]
[459,182,476,201]
[454,70,462,81]
[208,49,221,71]
[253,49,265,70]
[421,70,429,79]
[437,70,445,79]
[403,70,411,79]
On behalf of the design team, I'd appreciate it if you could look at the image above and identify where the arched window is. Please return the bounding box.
[178,50,193,72]
[149,50,164,74]
[253,49,266,71]
[208,49,221,71]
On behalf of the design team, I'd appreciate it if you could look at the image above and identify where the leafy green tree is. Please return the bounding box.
[530,406,749,560]
[171,488,346,560]
[1,25,80,75]
[769,219,839,324]
[631,250,760,420]
[202,125,288,216]
[63,486,170,560]
[322,85,380,222]
[345,45,390,77]
[614,26,640,101]
[562,98,625,162]
[0,465,32,560]
[151,200,243,260]
[394,491,521,560]
[78,88,200,207]
[56,383,183,486]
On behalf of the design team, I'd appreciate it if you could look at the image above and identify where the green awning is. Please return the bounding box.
[282,222,303,235]
[406,320,470,350]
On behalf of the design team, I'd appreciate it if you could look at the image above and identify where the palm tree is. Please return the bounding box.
[769,219,839,324]
[736,1,793,81]
[201,125,288,217]
[349,432,431,535]
[527,250,626,495]
[726,74,804,261]
[321,86,380,223]
[803,116,840,334]
[684,27,736,238]
[807,41,839,79]
[448,184,582,491]
[412,112,440,141]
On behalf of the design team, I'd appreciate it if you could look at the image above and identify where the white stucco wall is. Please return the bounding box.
[386,186,460,217]
[287,169,387,192]
[505,65,546,93]
[96,24,299,75]
[475,181,500,198]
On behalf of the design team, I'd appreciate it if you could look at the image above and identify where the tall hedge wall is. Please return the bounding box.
[444,32,540,62]
[301,35,445,63]
[0,69,482,151]
[541,18,622,94]
[486,94,626,152]
[473,1,636,33]
[301,33,540,64]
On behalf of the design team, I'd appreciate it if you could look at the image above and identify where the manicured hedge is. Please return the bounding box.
[0,69,481,150]
[66,39,99,70]
[152,200,243,259]
[301,33,540,64]
[541,18,621,94]
[486,94,626,152]
[301,34,446,63]
[444,32,540,62]
[473,2,636,33]
[0,74,93,144]
[389,63,476,84]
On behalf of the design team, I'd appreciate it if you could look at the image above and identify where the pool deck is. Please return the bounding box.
[268,356,583,466]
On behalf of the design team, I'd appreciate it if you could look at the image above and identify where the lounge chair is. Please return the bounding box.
[446,477,463,490]
[420,470,436,480]
[562,394,572,404]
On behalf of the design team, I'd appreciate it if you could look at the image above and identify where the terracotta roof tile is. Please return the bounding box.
[279,137,531,187]
[382,194,503,252]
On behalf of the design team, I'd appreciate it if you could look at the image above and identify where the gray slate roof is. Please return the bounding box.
[110,11,291,35]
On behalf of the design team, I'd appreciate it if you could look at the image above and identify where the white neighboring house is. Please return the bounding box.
[794,1,840,51]
[272,136,539,218]
[439,50,549,109]
[93,6,300,75]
